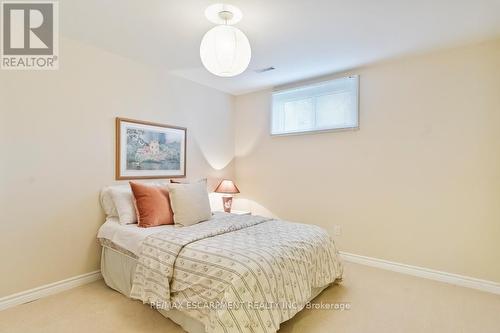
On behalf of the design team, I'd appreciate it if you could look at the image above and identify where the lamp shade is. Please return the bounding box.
[214,179,240,194]
[200,25,251,77]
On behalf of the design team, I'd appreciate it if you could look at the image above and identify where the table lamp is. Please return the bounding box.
[214,179,240,213]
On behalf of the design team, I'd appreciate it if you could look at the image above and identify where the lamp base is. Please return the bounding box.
[222,196,233,213]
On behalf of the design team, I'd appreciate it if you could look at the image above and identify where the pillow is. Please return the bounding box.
[100,186,120,217]
[101,183,168,221]
[130,182,174,228]
[167,181,212,226]
[109,186,137,224]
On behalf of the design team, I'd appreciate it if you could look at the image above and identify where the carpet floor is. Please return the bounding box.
[1,262,499,333]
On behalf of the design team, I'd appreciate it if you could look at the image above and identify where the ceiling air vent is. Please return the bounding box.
[254,66,275,73]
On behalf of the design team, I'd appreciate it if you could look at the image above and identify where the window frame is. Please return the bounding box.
[270,75,360,136]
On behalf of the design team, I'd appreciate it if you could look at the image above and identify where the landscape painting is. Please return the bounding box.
[116,118,186,179]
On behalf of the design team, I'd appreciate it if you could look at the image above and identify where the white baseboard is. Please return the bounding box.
[340,251,500,295]
[2,253,499,312]
[0,270,102,311]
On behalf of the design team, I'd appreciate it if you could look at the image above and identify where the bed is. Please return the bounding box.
[98,212,343,333]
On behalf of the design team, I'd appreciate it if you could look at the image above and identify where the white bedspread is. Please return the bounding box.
[97,213,229,256]
[129,213,343,333]
[97,217,173,256]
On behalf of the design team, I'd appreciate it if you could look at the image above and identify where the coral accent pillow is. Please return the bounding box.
[129,182,174,228]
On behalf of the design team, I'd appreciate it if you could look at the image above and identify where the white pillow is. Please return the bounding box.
[167,181,212,226]
[100,182,170,221]
[100,186,119,217]
[109,186,137,224]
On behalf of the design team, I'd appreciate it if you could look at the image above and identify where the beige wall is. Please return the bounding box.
[1,36,499,299]
[0,38,235,297]
[234,39,500,283]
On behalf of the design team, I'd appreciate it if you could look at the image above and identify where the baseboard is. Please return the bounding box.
[340,251,500,295]
[2,254,499,312]
[0,270,102,311]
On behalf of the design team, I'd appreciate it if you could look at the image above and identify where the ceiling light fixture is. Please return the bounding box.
[200,3,251,77]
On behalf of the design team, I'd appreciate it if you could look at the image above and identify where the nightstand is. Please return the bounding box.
[230,210,251,216]
[214,210,251,216]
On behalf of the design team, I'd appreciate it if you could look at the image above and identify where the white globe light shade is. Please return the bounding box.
[200,25,251,77]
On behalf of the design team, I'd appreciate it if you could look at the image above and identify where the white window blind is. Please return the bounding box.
[271,76,359,135]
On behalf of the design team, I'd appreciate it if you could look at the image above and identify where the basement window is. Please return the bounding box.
[271,76,359,135]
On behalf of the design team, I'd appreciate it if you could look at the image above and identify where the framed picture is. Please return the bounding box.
[116,117,186,180]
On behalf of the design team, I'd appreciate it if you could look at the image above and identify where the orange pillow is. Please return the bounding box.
[129,182,174,228]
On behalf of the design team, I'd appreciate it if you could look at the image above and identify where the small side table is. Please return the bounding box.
[214,210,251,216]
[230,210,251,216]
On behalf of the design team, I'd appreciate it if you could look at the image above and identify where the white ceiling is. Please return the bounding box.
[62,0,500,95]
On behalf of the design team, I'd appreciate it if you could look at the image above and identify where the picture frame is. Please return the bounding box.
[115,117,186,180]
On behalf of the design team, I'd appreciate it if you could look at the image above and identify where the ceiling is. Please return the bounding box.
[62,0,500,95]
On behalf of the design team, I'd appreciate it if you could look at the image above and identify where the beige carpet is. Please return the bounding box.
[1,262,499,333]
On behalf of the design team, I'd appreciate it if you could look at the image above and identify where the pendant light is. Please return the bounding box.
[200,4,251,77]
